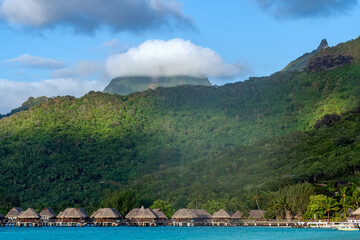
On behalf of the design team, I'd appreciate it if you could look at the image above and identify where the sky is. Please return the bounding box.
[1,0,360,113]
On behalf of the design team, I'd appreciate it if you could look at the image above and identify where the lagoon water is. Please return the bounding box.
[0,227,358,240]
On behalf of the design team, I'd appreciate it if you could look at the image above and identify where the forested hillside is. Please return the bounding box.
[1,37,360,214]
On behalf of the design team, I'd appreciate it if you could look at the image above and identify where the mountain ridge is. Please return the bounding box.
[1,36,360,209]
[282,39,328,72]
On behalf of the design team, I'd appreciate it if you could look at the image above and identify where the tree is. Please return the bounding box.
[150,199,175,218]
[188,194,203,209]
[338,187,351,218]
[202,199,226,214]
[252,190,264,219]
[323,197,339,222]
[281,183,315,217]
[101,189,139,217]
[0,188,20,215]
[303,194,327,220]
[350,188,360,209]
[273,196,292,221]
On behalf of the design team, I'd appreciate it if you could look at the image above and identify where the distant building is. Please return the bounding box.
[57,208,89,223]
[91,208,122,226]
[5,207,23,222]
[172,209,212,226]
[212,209,233,226]
[39,208,57,223]
[18,208,41,224]
[125,206,167,226]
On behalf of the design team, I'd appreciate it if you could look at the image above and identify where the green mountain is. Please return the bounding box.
[0,96,48,119]
[1,37,360,211]
[103,76,212,95]
[282,39,328,72]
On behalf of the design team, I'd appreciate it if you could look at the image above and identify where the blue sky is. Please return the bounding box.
[0,0,360,113]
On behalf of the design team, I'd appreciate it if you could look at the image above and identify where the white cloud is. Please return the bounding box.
[0,0,192,34]
[51,61,105,79]
[106,39,243,78]
[4,54,65,69]
[0,78,106,114]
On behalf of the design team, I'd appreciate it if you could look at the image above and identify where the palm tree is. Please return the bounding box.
[339,187,350,218]
[323,197,339,222]
[252,191,265,219]
[350,189,360,209]
[273,196,292,221]
[188,195,202,209]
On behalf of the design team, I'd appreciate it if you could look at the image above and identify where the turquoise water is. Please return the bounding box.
[0,227,358,240]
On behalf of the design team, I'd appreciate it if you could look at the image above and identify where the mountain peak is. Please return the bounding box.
[282,39,329,72]
[317,39,329,51]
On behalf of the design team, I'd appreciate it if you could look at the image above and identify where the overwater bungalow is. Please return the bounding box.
[125,206,158,226]
[5,207,23,222]
[152,209,168,225]
[125,208,140,221]
[172,209,212,226]
[39,208,57,223]
[57,208,89,225]
[18,208,41,226]
[91,208,122,226]
[248,210,265,220]
[212,209,233,226]
[231,211,243,225]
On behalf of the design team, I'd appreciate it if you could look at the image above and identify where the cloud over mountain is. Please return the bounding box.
[4,54,65,69]
[254,0,358,18]
[0,0,192,33]
[106,39,243,78]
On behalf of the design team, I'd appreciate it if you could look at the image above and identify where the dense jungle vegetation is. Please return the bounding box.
[1,37,360,219]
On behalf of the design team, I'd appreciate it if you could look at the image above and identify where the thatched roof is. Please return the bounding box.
[352,208,360,215]
[125,208,140,219]
[212,209,233,219]
[134,206,158,219]
[39,208,57,219]
[18,208,40,219]
[6,207,23,218]
[231,211,243,219]
[172,209,198,219]
[192,209,211,219]
[0,212,4,219]
[58,208,89,219]
[57,211,64,218]
[152,209,168,219]
[91,208,122,219]
[248,210,265,219]
[172,209,211,219]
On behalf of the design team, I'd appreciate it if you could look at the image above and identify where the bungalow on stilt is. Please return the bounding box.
[39,208,57,225]
[18,208,41,227]
[91,208,122,226]
[125,206,158,226]
[212,209,233,226]
[231,211,243,226]
[5,207,23,224]
[57,208,89,226]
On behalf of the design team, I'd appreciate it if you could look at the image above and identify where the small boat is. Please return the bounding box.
[337,227,359,231]
[337,225,359,231]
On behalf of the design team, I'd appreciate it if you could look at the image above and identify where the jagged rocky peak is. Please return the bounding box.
[317,39,329,51]
[282,38,329,72]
